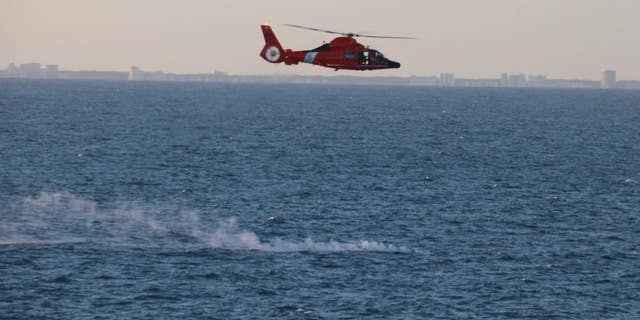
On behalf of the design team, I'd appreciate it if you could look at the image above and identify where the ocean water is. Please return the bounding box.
[1,79,639,319]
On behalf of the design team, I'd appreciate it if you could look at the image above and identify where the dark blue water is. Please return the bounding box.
[1,79,639,319]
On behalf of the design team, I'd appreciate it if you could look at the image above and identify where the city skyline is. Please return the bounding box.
[5,60,634,82]
[4,61,639,90]
[2,0,639,79]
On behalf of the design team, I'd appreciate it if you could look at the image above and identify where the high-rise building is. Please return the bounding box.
[601,70,616,89]
[19,63,42,78]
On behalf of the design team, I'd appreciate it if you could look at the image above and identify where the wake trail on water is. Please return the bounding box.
[0,192,413,253]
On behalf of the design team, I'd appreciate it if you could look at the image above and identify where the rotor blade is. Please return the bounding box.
[284,24,346,36]
[284,24,417,39]
[355,34,417,40]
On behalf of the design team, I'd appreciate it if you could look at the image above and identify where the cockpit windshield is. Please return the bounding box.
[372,50,384,59]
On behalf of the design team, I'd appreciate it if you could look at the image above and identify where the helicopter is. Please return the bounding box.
[259,24,415,71]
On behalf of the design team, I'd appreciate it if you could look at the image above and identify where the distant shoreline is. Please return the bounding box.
[3,76,640,91]
[3,63,638,90]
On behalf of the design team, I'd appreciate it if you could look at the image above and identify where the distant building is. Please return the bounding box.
[408,75,439,86]
[148,70,167,81]
[601,70,616,89]
[128,66,145,80]
[0,63,19,78]
[455,78,501,87]
[207,70,230,82]
[508,74,526,87]
[616,80,640,89]
[527,74,547,82]
[45,65,59,79]
[59,70,128,81]
[128,66,169,81]
[526,74,548,87]
[210,69,228,77]
[439,73,455,86]
[19,63,42,78]
[500,73,508,86]
[7,63,19,77]
[615,80,640,90]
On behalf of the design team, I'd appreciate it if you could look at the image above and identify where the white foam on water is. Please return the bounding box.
[205,217,411,253]
[1,192,161,245]
[1,191,414,253]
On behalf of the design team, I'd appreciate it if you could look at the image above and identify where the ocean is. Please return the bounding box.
[1,79,639,319]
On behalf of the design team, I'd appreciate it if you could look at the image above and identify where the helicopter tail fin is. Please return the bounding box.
[260,24,285,63]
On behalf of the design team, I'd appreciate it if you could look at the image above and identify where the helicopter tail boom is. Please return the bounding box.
[260,24,286,63]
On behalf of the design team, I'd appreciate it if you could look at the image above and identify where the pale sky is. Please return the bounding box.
[2,0,638,79]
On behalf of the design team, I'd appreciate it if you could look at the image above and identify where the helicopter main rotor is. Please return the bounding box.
[284,24,416,40]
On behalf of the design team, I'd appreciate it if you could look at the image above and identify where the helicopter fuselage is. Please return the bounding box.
[260,25,401,71]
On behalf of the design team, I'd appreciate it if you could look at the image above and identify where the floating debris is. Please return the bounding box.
[267,216,285,224]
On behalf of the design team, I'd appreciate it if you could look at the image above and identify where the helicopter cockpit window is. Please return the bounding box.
[370,50,383,58]
[344,52,355,59]
[368,50,380,63]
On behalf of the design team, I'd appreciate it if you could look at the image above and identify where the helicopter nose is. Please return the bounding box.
[388,61,401,68]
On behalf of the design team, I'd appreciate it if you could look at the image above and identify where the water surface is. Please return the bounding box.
[1,79,639,319]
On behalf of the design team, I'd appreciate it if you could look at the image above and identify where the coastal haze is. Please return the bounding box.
[2,0,639,79]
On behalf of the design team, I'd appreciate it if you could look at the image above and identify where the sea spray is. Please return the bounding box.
[207,217,263,250]
[205,217,411,253]
[1,192,414,253]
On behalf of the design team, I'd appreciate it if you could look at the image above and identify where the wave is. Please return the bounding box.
[0,192,413,253]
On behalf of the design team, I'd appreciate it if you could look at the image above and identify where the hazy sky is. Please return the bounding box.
[2,0,638,79]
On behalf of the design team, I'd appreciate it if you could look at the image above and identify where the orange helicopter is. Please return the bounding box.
[259,24,415,71]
